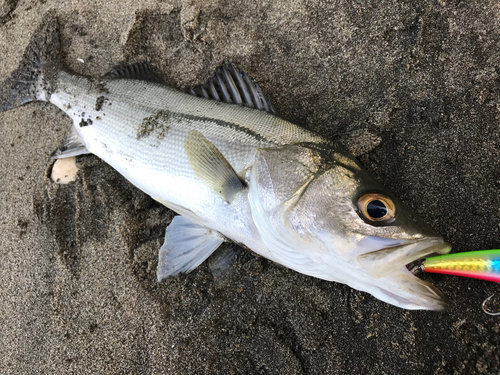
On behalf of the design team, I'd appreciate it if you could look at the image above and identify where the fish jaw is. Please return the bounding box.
[351,237,451,310]
[369,268,451,310]
[356,237,452,279]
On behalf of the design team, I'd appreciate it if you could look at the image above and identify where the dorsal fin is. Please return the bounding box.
[104,62,166,84]
[186,63,277,115]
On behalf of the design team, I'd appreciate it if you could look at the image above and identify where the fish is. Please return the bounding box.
[0,15,452,311]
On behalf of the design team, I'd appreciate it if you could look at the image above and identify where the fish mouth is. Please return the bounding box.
[357,238,452,310]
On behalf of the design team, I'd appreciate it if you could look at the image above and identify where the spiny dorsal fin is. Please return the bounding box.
[186,63,277,115]
[104,62,166,84]
[184,130,244,202]
[157,215,225,281]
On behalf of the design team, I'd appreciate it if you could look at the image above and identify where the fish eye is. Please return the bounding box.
[357,193,396,223]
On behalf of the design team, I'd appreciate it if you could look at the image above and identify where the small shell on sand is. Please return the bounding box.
[51,157,79,184]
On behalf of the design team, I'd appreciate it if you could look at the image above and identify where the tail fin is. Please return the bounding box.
[0,12,61,111]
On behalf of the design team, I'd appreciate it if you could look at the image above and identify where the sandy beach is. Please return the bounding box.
[1,0,499,373]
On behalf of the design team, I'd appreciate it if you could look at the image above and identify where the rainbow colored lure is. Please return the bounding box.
[423,249,500,282]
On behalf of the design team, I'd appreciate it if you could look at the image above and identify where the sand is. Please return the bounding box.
[1,0,499,373]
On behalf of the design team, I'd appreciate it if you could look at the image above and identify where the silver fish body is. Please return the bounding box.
[1,17,452,310]
[49,71,326,266]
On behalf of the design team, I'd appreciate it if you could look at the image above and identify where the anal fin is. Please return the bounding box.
[157,216,225,281]
[54,126,90,158]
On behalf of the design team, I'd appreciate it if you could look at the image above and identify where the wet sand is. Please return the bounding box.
[1,1,499,373]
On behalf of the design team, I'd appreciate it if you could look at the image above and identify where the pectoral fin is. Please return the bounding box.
[184,130,243,202]
[157,216,225,281]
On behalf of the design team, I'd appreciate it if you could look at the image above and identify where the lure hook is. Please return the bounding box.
[482,294,500,316]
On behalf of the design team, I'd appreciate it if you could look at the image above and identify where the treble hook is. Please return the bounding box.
[482,294,500,316]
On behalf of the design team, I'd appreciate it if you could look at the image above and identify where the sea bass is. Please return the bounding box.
[1,16,452,310]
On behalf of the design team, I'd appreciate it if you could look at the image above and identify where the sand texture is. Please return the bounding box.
[1,0,499,373]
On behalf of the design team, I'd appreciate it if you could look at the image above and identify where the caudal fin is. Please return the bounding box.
[0,11,61,111]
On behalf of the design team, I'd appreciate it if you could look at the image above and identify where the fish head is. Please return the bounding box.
[249,145,451,310]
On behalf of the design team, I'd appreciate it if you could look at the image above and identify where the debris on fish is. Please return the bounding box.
[0,14,453,310]
[410,249,500,282]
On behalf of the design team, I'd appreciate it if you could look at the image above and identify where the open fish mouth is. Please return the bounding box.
[357,238,451,278]
[357,238,452,310]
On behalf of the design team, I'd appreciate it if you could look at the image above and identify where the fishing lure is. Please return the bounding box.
[408,249,500,315]
[421,249,500,282]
